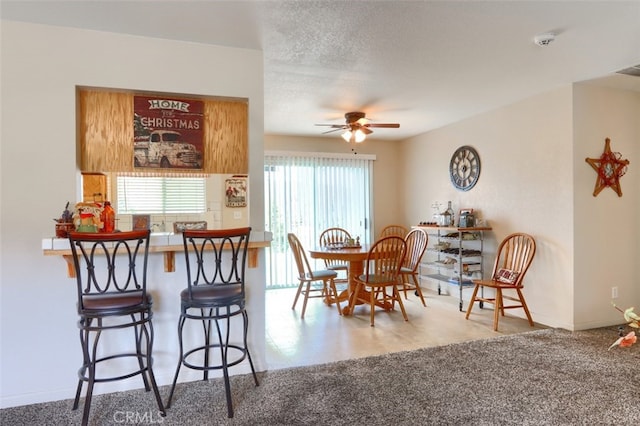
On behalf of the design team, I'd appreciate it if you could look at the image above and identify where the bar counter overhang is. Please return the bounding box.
[42,231,272,277]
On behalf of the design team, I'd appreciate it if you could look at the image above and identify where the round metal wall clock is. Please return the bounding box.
[449,145,481,191]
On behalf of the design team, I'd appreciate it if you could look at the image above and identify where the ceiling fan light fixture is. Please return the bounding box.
[317,111,398,143]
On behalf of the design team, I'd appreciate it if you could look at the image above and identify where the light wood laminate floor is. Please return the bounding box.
[265,287,545,370]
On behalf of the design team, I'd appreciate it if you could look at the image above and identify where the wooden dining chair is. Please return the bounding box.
[319,227,351,284]
[288,233,342,318]
[398,228,428,306]
[380,224,408,239]
[348,236,407,326]
[465,233,537,331]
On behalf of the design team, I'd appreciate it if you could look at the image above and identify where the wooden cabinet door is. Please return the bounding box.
[82,173,107,202]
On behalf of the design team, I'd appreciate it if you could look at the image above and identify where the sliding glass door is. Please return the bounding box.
[264,152,374,288]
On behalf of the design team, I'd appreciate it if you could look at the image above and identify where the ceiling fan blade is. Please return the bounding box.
[359,125,373,135]
[315,124,346,128]
[365,123,400,128]
[322,127,345,134]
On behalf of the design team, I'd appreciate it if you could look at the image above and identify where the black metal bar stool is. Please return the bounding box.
[166,227,259,418]
[68,230,166,426]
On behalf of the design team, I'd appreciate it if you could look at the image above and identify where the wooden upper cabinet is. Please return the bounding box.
[77,88,248,174]
[204,100,248,174]
[78,90,133,172]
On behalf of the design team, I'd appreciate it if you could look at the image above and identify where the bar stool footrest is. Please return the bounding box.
[78,353,154,384]
[182,344,250,371]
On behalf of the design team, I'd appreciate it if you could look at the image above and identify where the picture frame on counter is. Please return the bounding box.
[132,214,150,231]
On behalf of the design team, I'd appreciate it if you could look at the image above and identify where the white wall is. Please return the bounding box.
[401,87,575,328]
[0,21,265,408]
[573,83,640,328]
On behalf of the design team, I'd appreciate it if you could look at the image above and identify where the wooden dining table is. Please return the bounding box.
[308,244,394,315]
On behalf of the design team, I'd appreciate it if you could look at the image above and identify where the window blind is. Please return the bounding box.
[264,151,374,288]
[116,175,206,214]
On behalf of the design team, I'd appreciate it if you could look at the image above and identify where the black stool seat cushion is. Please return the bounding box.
[180,284,243,306]
[81,291,149,313]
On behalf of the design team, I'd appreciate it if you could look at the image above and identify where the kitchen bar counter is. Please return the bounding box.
[42,231,272,277]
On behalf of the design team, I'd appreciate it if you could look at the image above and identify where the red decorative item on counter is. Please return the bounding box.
[100,201,115,233]
[54,201,75,237]
[55,222,75,238]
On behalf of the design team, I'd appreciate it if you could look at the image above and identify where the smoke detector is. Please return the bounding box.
[534,33,555,47]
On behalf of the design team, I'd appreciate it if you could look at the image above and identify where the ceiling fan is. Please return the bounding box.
[316,111,400,143]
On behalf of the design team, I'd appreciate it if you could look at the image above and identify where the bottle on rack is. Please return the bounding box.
[100,201,115,233]
[445,201,455,226]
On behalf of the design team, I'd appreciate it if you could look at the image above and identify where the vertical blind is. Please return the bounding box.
[116,175,206,214]
[264,151,374,288]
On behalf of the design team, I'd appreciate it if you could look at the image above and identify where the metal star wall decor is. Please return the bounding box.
[585,138,629,197]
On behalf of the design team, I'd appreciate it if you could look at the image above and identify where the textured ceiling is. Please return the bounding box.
[2,1,639,140]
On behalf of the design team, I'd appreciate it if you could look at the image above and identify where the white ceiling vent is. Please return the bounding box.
[616,65,640,77]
